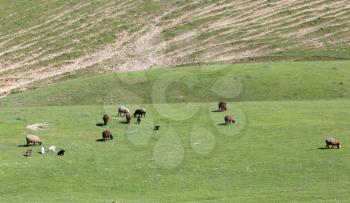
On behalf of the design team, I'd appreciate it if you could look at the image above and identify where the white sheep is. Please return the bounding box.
[40,146,45,154]
[117,106,130,117]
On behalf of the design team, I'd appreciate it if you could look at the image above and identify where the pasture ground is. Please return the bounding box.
[1,101,350,202]
[1,61,350,202]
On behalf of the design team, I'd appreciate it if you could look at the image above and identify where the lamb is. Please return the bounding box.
[48,145,56,152]
[25,149,32,157]
[136,117,141,124]
[325,138,341,149]
[57,150,65,156]
[26,134,42,146]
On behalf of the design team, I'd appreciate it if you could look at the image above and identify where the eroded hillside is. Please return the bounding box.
[1,0,349,95]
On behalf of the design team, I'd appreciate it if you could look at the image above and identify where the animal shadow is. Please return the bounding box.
[218,123,228,126]
[96,139,106,142]
[317,147,328,150]
[211,110,223,112]
[317,147,339,150]
[119,121,129,124]
[17,144,28,147]
[96,123,104,127]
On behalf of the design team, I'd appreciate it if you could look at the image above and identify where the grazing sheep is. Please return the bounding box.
[103,114,110,126]
[218,101,227,112]
[126,112,132,124]
[118,106,130,117]
[25,149,32,157]
[102,130,113,140]
[48,145,56,152]
[325,138,341,149]
[134,108,146,118]
[26,134,42,146]
[224,115,235,125]
[57,150,65,156]
[40,146,45,154]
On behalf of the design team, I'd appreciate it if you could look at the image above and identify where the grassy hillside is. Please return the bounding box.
[1,61,350,202]
[1,0,350,95]
[1,60,350,106]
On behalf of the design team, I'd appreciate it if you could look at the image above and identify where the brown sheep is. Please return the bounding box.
[218,101,227,112]
[26,134,42,146]
[103,114,110,126]
[325,138,340,149]
[224,115,235,125]
[102,130,113,140]
[134,108,146,118]
[126,112,132,124]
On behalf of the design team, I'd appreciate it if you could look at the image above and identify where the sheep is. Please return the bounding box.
[218,101,227,112]
[25,149,32,157]
[134,108,146,118]
[40,146,45,154]
[57,150,65,156]
[103,114,110,126]
[126,112,132,124]
[325,138,341,149]
[48,145,56,153]
[117,106,130,117]
[26,134,42,146]
[224,115,235,125]
[102,130,113,140]
[136,117,141,124]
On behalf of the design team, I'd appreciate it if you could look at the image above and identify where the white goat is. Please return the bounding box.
[48,145,56,152]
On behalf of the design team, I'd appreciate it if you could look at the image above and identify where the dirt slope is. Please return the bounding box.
[0,0,349,95]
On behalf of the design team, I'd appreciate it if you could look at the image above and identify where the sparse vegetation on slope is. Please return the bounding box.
[1,0,350,95]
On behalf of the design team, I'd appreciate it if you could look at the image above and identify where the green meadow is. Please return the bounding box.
[1,61,350,202]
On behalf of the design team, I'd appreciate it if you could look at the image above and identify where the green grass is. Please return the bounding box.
[1,101,350,202]
[1,61,350,202]
[2,61,350,106]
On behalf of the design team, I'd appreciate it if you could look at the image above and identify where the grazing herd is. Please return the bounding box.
[22,102,342,158]
[100,106,147,141]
